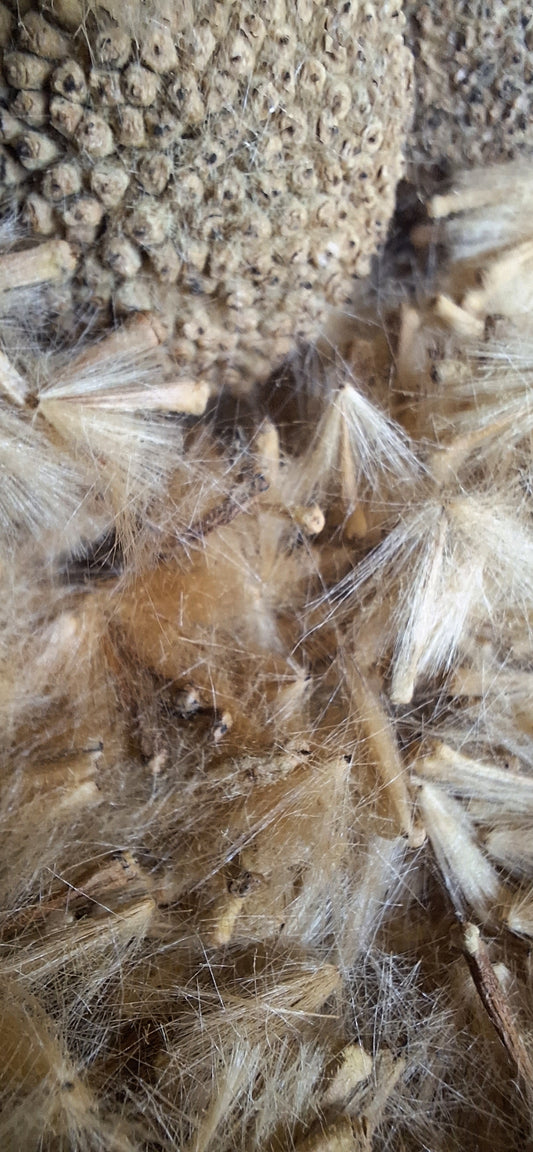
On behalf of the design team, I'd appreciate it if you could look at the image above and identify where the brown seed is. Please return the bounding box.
[15,130,60,171]
[122,63,159,107]
[77,114,114,158]
[49,95,83,137]
[4,51,51,90]
[51,59,87,103]
[141,26,178,73]
[90,161,130,208]
[19,12,69,59]
[22,191,55,235]
[103,236,142,279]
[94,28,131,69]
[10,88,48,128]
[42,161,82,201]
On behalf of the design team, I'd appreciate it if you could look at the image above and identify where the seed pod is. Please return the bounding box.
[42,160,82,201]
[141,26,178,73]
[122,63,159,107]
[10,88,48,127]
[103,235,142,278]
[77,114,114,158]
[49,95,83,136]
[90,160,130,207]
[94,28,131,69]
[51,59,87,103]
[4,51,51,89]
[16,130,60,171]
[22,190,55,234]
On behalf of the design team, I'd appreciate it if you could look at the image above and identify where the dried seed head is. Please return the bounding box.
[1,0,413,390]
[405,0,533,174]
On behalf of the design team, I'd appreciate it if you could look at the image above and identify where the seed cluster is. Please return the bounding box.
[405,1,533,172]
[0,1,413,390]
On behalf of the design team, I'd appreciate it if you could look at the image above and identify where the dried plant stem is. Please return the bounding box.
[462,922,533,1095]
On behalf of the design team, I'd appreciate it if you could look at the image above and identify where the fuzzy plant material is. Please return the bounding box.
[0,0,413,392]
[2,4,533,1152]
[2,144,533,1150]
[404,0,533,176]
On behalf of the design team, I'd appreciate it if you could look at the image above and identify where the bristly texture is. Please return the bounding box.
[0,0,413,391]
[404,2,533,175]
[2,19,533,1151]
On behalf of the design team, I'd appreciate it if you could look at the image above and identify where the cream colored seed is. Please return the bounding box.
[0,109,24,142]
[4,51,51,89]
[77,114,114,158]
[322,1044,373,1107]
[42,161,82,201]
[89,68,124,106]
[22,191,55,235]
[90,161,129,207]
[94,28,131,69]
[61,196,105,231]
[144,106,181,147]
[10,88,48,127]
[137,152,172,196]
[51,59,87,103]
[59,313,163,377]
[115,279,153,313]
[49,95,83,136]
[126,200,171,246]
[19,11,69,59]
[149,240,181,283]
[122,63,159,106]
[103,236,142,279]
[16,130,60,171]
[115,105,145,147]
[0,348,30,405]
[0,239,76,292]
[0,145,25,186]
[141,27,178,73]
[166,73,205,123]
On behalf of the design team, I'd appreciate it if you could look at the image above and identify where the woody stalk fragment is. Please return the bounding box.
[1,1,533,1150]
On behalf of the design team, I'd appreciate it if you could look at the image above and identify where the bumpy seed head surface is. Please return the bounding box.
[405,1,533,174]
[0,1,413,391]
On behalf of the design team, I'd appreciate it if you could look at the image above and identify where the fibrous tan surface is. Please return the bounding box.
[0,0,413,390]
[405,1,533,172]
[3,5,533,1152]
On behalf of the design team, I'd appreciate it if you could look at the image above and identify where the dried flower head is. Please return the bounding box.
[0,0,413,391]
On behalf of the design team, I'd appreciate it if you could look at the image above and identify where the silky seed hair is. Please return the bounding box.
[1,7,533,1152]
[0,0,413,392]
